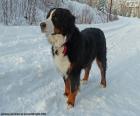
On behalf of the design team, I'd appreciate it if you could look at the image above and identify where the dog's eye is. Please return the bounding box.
[52,16,58,21]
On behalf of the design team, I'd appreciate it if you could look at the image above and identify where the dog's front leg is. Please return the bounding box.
[63,77,70,97]
[67,66,81,108]
[67,86,79,108]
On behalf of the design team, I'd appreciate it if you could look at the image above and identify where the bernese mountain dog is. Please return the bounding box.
[40,8,107,108]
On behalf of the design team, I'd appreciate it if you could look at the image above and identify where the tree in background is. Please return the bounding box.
[109,0,113,21]
[0,0,118,25]
[109,0,140,18]
[26,0,37,25]
[98,0,107,12]
[1,0,8,25]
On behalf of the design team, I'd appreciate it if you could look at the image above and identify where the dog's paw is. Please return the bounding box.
[100,83,106,88]
[67,104,74,109]
[100,80,106,88]
[80,80,88,85]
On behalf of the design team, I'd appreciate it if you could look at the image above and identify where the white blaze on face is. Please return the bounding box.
[45,9,56,35]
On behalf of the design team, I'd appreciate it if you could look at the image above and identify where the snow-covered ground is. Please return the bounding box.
[0,17,140,116]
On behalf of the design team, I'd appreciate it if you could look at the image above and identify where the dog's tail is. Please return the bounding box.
[96,30,107,73]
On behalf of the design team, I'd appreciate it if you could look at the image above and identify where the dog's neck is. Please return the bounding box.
[54,36,67,48]
[50,35,67,56]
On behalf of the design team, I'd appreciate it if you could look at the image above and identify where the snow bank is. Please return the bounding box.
[61,0,108,24]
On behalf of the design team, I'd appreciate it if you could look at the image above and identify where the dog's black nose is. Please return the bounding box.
[40,22,46,28]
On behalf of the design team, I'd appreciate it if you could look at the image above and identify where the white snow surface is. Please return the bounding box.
[0,17,140,115]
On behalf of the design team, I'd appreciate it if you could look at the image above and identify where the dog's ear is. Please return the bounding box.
[69,14,75,26]
[65,10,75,26]
[61,10,76,35]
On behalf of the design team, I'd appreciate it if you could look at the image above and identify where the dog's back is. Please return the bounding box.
[80,28,107,69]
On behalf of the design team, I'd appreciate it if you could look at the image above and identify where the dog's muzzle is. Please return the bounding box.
[40,22,46,32]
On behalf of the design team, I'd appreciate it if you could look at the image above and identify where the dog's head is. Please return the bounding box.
[40,8,75,35]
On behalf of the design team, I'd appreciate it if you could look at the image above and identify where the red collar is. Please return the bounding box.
[62,43,67,56]
[62,45,68,56]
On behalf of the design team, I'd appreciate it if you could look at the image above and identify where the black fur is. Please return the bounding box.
[46,8,107,93]
[66,27,107,92]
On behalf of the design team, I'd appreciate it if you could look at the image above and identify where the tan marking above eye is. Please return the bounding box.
[52,15,57,21]
[52,13,55,17]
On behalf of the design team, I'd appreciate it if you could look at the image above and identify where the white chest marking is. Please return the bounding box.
[48,34,70,79]
[54,54,70,79]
